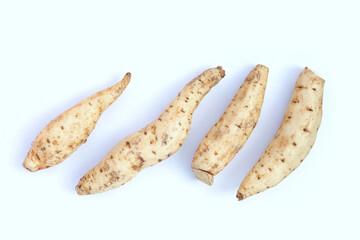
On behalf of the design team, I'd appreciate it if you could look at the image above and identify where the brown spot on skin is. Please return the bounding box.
[162,133,169,145]
[158,118,162,121]
[257,176,261,180]
[268,168,272,172]
[306,107,313,111]
[150,140,154,144]
[167,154,171,157]
[47,139,50,143]
[158,159,162,162]
[89,102,92,106]
[281,159,285,163]
[179,143,182,147]
[261,164,264,167]
[312,88,317,91]
[83,139,87,143]
[152,151,156,155]
[52,140,58,145]
[110,155,113,159]
[75,114,78,118]
[235,124,241,128]
[68,144,73,149]
[35,153,40,160]
[144,131,147,135]
[180,108,185,113]
[293,142,297,146]
[303,128,310,133]
[109,171,120,182]
[292,99,299,104]
[214,151,218,155]
[55,150,61,154]
[287,116,292,119]
[126,141,131,148]
[170,105,173,108]
[61,126,64,130]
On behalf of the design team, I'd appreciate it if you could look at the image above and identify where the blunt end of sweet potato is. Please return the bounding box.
[23,160,39,172]
[23,153,42,172]
[255,64,269,71]
[192,168,214,186]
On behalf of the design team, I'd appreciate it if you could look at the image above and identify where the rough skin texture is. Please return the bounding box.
[76,67,225,195]
[23,73,131,171]
[236,67,324,200]
[191,64,269,185]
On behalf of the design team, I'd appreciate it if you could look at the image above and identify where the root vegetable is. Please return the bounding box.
[76,67,225,195]
[192,64,269,185]
[23,73,131,171]
[236,67,324,200]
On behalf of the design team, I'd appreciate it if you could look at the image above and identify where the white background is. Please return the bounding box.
[0,0,359,239]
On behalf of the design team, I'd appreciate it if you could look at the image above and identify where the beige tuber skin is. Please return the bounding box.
[23,73,131,171]
[191,65,269,185]
[237,67,324,200]
[76,67,226,195]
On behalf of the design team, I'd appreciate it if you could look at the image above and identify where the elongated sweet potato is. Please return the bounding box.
[237,67,324,200]
[192,64,268,185]
[76,67,225,194]
[23,73,131,171]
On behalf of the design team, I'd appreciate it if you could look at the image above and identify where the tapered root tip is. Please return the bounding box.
[192,168,214,186]
[125,72,131,77]
[236,192,245,201]
[75,183,88,195]
[216,66,226,78]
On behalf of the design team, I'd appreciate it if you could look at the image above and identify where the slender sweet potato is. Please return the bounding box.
[76,67,225,195]
[191,65,268,185]
[23,73,131,171]
[237,67,324,200]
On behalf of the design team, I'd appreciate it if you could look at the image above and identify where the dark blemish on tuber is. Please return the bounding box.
[303,128,310,133]
[293,142,297,146]
[306,107,313,111]
[126,141,131,148]
[281,159,285,163]
[61,126,64,130]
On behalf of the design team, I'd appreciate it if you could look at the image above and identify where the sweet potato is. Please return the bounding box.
[237,67,324,200]
[76,67,225,194]
[23,73,131,171]
[192,65,268,185]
